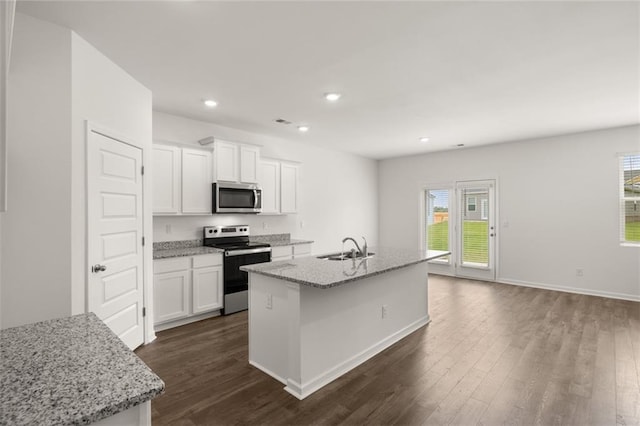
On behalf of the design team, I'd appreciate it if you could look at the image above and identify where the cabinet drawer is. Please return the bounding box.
[293,244,312,257]
[271,245,293,260]
[154,257,190,274]
[192,253,223,268]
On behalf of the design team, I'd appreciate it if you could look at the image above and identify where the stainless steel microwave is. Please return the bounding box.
[213,182,262,214]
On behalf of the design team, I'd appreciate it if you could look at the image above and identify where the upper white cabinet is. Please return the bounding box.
[181,148,212,214]
[259,159,281,214]
[259,158,299,215]
[214,139,260,184]
[280,162,299,214]
[153,144,212,216]
[153,145,181,214]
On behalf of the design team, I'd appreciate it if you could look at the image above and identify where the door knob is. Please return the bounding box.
[92,264,107,273]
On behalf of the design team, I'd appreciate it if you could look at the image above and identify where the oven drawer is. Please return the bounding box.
[192,253,223,268]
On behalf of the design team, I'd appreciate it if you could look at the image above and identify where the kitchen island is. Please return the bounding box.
[0,313,164,425]
[241,248,449,399]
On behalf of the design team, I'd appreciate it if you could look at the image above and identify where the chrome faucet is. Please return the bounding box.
[342,236,368,257]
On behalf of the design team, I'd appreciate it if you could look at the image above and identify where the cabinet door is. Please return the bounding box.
[214,141,239,182]
[259,159,280,214]
[192,266,223,313]
[280,163,299,214]
[293,243,312,258]
[181,148,212,214]
[154,270,190,324]
[153,145,181,214]
[240,145,260,183]
[271,245,293,261]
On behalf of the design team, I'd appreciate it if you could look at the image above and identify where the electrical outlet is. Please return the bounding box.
[576,268,584,277]
[300,220,305,229]
[266,293,273,309]
[382,304,388,319]
[262,222,268,230]
[165,224,172,234]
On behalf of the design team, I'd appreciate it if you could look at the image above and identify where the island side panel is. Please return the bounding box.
[296,262,429,398]
[247,274,293,384]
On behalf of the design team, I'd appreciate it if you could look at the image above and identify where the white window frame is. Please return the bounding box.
[620,153,640,247]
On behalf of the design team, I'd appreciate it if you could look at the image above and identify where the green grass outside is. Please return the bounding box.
[427,220,488,265]
[626,222,640,242]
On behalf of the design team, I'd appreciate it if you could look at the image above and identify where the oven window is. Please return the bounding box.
[224,251,271,294]
[219,188,256,208]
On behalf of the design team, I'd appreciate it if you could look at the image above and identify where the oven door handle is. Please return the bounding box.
[225,247,272,257]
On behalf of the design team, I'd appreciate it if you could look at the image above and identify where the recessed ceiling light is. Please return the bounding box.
[419,137,430,143]
[297,125,310,132]
[324,93,342,102]
[203,99,218,108]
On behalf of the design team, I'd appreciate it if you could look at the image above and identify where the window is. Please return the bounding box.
[467,196,476,212]
[425,189,450,263]
[621,154,640,245]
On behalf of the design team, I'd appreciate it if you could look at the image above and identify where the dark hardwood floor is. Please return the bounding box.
[135,275,640,425]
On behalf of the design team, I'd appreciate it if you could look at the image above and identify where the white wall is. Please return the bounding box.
[379,125,640,301]
[2,13,73,328]
[70,33,153,320]
[1,13,153,329]
[152,112,379,255]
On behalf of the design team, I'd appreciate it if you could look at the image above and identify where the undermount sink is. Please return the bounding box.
[317,252,375,261]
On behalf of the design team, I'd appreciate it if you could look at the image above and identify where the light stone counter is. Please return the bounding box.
[0,313,164,425]
[241,248,450,288]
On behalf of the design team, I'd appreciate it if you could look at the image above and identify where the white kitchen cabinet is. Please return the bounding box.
[259,158,300,215]
[181,148,212,214]
[153,269,190,324]
[259,159,281,214]
[153,144,212,216]
[153,253,223,330]
[152,145,181,214]
[240,145,260,183]
[214,139,260,184]
[280,162,299,214]
[192,266,222,313]
[214,140,238,182]
[293,243,312,258]
[270,243,313,261]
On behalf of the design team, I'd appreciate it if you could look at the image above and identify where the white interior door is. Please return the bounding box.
[88,129,144,349]
[455,180,496,281]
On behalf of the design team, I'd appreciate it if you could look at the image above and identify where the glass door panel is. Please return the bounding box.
[426,189,451,264]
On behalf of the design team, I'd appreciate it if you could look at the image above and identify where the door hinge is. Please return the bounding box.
[142,307,146,317]
[141,165,145,176]
[142,236,145,246]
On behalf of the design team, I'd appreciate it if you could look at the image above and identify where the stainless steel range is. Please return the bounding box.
[203,225,271,315]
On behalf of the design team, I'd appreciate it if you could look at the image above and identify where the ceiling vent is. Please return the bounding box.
[274,118,292,125]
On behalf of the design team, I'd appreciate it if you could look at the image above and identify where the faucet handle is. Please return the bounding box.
[362,236,368,255]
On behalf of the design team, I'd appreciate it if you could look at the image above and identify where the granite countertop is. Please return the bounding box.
[0,313,164,426]
[153,246,223,259]
[265,238,314,247]
[241,248,450,288]
[153,235,313,259]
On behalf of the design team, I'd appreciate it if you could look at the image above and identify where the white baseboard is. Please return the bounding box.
[497,278,640,302]
[249,360,287,385]
[284,315,431,400]
[154,310,221,332]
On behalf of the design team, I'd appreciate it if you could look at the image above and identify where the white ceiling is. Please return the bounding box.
[17,1,640,160]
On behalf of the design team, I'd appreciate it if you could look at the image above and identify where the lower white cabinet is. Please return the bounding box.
[153,253,223,329]
[271,243,313,261]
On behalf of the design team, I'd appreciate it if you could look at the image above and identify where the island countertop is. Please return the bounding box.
[0,313,164,426]
[241,248,450,288]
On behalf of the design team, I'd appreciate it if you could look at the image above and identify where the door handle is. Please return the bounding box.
[91,264,107,273]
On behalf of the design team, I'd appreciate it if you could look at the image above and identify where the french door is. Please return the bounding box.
[424,180,496,281]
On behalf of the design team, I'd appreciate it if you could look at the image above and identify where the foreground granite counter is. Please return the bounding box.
[241,248,450,288]
[0,313,164,426]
